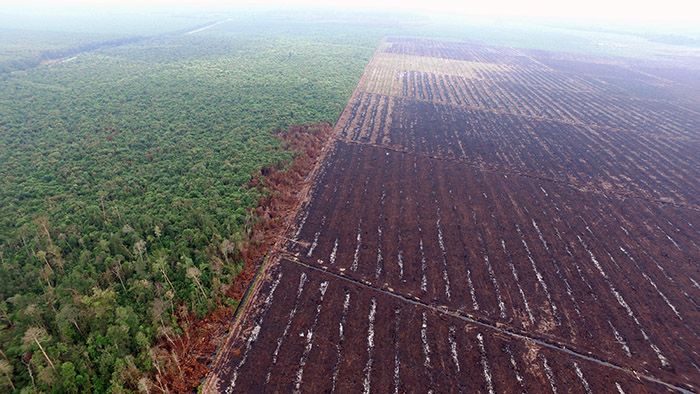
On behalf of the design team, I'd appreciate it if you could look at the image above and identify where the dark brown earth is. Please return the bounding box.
[202,38,700,393]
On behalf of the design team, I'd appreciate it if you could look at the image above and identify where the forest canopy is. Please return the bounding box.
[0,12,385,393]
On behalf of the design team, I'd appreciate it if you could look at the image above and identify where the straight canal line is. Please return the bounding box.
[280,254,697,394]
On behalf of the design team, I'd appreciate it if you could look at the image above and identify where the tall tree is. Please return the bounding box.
[22,327,56,372]
[0,359,15,391]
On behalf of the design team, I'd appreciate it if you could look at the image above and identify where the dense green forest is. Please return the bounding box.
[0,13,385,393]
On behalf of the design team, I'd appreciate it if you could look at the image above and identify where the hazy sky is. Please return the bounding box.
[4,0,699,22]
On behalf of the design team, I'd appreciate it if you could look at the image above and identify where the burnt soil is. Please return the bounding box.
[203,38,700,393]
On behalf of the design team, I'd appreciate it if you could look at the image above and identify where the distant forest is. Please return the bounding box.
[0,36,146,74]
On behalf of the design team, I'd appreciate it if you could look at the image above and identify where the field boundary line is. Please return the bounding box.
[200,39,389,393]
[198,252,269,391]
[281,256,697,394]
[200,127,339,392]
[331,37,388,138]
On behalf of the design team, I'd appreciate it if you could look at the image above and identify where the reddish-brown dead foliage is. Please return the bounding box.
[229,122,333,300]
[157,122,334,392]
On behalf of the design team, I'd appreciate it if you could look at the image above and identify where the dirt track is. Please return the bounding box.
[203,38,700,393]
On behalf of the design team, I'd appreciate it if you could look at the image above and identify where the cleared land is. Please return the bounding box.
[204,38,700,393]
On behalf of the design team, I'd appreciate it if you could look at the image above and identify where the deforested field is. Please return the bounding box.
[204,38,700,393]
